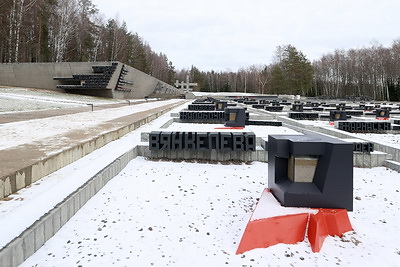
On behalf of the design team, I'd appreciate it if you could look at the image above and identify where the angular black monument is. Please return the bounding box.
[215,101,228,111]
[224,107,246,127]
[375,108,390,119]
[291,103,304,112]
[268,133,353,211]
[329,110,347,121]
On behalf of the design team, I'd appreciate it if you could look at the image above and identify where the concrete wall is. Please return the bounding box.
[0,62,182,99]
[0,62,107,91]
[111,63,181,99]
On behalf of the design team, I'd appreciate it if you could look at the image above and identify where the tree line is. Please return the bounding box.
[177,42,400,101]
[0,0,175,84]
[176,45,315,97]
[1,1,399,101]
[313,41,400,101]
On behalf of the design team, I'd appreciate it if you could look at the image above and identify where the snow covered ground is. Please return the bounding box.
[1,88,400,266]
[20,160,400,267]
[0,87,122,113]
[0,97,182,151]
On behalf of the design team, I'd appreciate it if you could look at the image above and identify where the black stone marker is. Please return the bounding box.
[289,112,319,120]
[375,108,390,119]
[268,133,353,211]
[215,101,228,111]
[224,107,246,127]
[329,110,347,121]
[291,103,304,112]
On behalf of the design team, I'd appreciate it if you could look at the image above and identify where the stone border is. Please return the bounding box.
[279,116,400,169]
[0,143,267,266]
[1,138,395,265]
[0,145,146,266]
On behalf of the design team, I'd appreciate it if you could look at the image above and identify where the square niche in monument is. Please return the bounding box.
[375,108,390,119]
[268,133,353,211]
[224,107,246,127]
[329,110,347,121]
[287,155,318,183]
[215,101,228,111]
[291,103,304,112]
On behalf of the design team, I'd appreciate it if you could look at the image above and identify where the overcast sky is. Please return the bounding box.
[92,0,400,71]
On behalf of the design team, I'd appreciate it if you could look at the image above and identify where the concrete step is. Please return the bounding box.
[384,160,400,172]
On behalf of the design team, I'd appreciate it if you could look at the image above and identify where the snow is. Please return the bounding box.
[250,189,317,221]
[0,87,122,113]
[19,162,400,267]
[353,133,400,148]
[0,98,183,151]
[1,88,400,266]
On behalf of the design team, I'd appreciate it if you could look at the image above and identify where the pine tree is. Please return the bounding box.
[270,45,314,95]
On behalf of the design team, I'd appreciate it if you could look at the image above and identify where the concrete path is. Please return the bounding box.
[0,100,153,124]
[0,99,187,199]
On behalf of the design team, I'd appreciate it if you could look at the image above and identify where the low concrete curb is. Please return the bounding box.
[0,142,264,266]
[280,117,400,170]
[0,145,140,266]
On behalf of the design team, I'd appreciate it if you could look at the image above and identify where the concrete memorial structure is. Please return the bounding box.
[174,74,198,93]
[0,61,182,99]
[268,133,353,211]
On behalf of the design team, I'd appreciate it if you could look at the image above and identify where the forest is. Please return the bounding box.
[0,0,175,84]
[1,0,400,101]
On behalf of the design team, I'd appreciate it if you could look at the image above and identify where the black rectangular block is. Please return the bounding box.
[246,120,283,126]
[179,111,225,123]
[265,106,284,112]
[148,131,256,151]
[289,112,319,120]
[338,121,391,133]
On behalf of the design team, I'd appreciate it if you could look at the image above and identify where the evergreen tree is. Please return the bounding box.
[270,45,314,95]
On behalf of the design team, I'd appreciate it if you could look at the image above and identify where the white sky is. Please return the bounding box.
[92,0,400,71]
